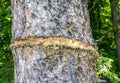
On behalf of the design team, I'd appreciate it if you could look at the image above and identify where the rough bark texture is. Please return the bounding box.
[11,0,94,45]
[110,0,120,69]
[11,0,99,83]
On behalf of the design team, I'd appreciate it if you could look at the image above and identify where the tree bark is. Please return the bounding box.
[110,0,120,69]
[11,0,99,83]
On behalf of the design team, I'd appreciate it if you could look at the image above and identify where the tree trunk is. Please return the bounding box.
[110,0,120,69]
[11,0,99,83]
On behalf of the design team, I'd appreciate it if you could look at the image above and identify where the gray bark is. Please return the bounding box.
[11,0,99,83]
[110,0,120,69]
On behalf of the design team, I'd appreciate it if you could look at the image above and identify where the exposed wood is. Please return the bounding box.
[10,36,99,56]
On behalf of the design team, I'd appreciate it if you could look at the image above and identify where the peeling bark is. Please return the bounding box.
[11,0,99,83]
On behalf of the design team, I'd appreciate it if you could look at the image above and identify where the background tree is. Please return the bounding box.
[10,0,98,82]
[110,0,120,69]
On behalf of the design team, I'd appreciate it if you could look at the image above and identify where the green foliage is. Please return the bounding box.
[89,0,120,82]
[0,0,13,82]
[97,56,120,83]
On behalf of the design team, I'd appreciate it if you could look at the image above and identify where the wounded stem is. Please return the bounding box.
[10,36,99,56]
